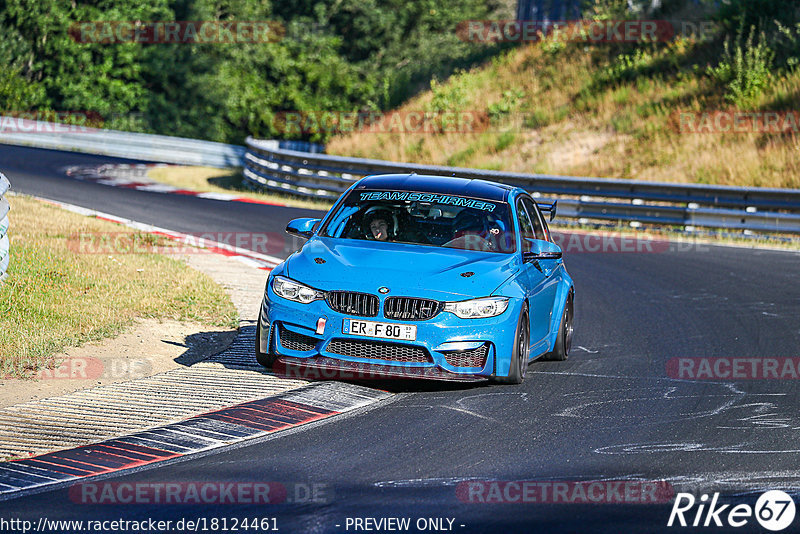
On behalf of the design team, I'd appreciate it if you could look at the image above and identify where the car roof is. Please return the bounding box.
[354,173,515,203]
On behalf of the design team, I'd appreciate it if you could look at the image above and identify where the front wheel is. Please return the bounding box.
[495,307,530,384]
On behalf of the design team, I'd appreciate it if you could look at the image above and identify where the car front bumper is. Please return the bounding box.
[259,287,523,380]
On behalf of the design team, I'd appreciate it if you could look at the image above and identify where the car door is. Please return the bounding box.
[516,197,560,346]
[517,196,561,346]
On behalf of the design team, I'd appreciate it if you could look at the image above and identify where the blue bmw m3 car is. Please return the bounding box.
[256,173,574,383]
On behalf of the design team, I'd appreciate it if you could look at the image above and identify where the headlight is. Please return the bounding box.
[444,297,509,319]
[271,275,324,304]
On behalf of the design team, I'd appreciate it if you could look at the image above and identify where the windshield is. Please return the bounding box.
[320,190,516,254]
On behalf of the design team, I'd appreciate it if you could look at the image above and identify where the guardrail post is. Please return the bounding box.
[0,173,10,282]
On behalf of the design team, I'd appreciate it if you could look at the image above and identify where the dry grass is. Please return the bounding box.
[0,196,238,378]
[148,166,334,210]
[327,38,800,189]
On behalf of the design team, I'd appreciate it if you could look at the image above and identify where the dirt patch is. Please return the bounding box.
[0,319,236,408]
[544,129,615,169]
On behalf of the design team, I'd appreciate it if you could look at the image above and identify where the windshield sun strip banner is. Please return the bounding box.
[356,191,498,212]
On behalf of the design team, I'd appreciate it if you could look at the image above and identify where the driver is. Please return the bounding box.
[363,207,430,244]
[364,209,395,241]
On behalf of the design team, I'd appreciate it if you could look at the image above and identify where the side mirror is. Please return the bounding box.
[286,218,321,240]
[522,238,562,263]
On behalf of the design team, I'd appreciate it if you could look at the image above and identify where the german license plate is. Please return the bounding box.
[344,319,417,341]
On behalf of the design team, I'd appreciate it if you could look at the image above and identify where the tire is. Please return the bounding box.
[255,322,278,368]
[495,307,530,384]
[543,292,573,362]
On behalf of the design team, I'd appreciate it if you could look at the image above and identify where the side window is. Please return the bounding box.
[521,198,546,241]
[516,199,535,252]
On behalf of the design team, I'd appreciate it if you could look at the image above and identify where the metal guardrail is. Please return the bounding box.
[0,116,244,168]
[0,173,10,282]
[0,114,796,234]
[244,137,800,234]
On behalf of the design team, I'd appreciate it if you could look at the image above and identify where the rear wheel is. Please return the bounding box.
[255,321,278,368]
[495,307,530,384]
[544,292,573,362]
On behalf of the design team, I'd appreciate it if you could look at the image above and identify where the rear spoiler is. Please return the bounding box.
[538,200,557,222]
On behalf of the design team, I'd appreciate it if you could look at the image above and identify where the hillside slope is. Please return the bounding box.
[328,22,800,189]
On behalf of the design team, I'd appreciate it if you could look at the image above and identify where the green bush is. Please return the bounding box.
[488,89,524,122]
[494,131,516,152]
[427,74,469,113]
[0,23,46,110]
[582,0,633,20]
[523,108,550,129]
[594,48,656,87]
[708,26,774,108]
[0,0,501,144]
[773,21,800,71]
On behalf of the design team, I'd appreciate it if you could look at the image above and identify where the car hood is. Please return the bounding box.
[285,237,520,299]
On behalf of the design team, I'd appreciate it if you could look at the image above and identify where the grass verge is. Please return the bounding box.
[0,195,238,378]
[147,166,334,211]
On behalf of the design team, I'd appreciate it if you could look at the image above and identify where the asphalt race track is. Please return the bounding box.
[0,145,322,239]
[2,144,800,533]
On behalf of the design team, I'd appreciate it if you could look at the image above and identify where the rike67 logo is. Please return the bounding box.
[668,491,796,531]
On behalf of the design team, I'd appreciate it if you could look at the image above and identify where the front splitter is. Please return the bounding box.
[274,356,488,383]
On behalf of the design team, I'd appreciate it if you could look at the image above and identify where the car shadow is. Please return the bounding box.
[172,327,240,366]
[348,378,492,394]
[200,325,494,394]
